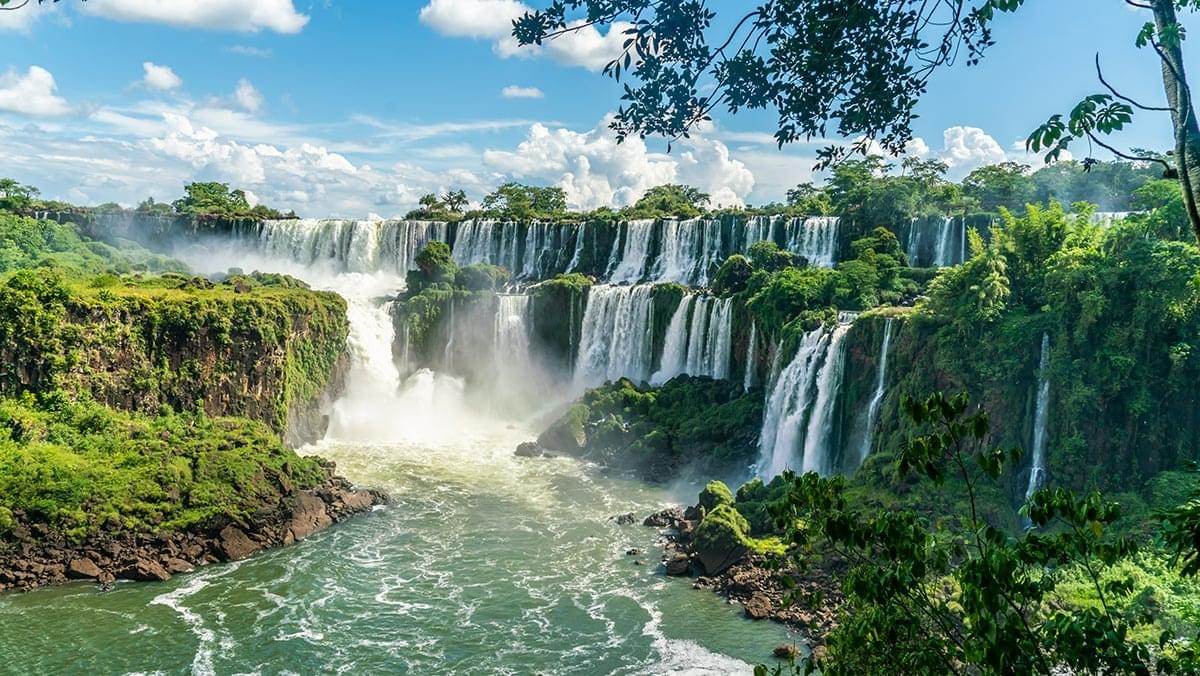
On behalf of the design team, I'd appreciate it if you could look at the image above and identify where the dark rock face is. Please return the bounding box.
[0,474,388,593]
[664,553,690,576]
[612,513,637,526]
[216,527,261,562]
[774,643,800,659]
[67,558,102,580]
[643,507,684,528]
[514,441,556,458]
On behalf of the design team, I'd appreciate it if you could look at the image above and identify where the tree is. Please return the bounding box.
[513,1,1200,244]
[785,183,832,215]
[481,182,568,220]
[761,392,1197,675]
[626,183,710,218]
[442,189,468,213]
[962,162,1036,212]
[0,179,39,211]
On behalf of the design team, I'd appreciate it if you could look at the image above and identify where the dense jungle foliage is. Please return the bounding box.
[0,394,325,541]
[0,207,350,542]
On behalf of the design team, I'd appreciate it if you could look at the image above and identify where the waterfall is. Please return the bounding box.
[492,294,535,404]
[573,284,655,387]
[655,219,702,284]
[651,295,733,384]
[783,216,840,267]
[453,219,521,270]
[743,322,758,392]
[799,325,850,476]
[652,295,694,384]
[959,219,968,264]
[1024,333,1052,502]
[758,323,850,478]
[653,218,729,285]
[932,217,955,267]
[566,222,588,273]
[857,318,895,465]
[253,219,448,274]
[608,219,655,282]
[443,297,456,372]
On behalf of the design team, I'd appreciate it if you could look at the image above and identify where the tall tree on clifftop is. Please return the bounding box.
[512,0,1200,243]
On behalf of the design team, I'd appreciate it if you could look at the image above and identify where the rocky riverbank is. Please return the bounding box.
[0,464,387,592]
[634,503,844,651]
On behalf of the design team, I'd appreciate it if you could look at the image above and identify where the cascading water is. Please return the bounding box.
[652,295,695,384]
[607,219,655,282]
[251,219,449,274]
[573,284,655,388]
[1024,333,1052,503]
[494,294,533,378]
[857,318,895,465]
[757,322,850,479]
[932,217,955,267]
[743,322,758,392]
[799,325,850,476]
[906,216,966,268]
[650,295,734,384]
[784,217,840,267]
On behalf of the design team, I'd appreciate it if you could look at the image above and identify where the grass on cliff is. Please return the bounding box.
[0,267,348,436]
[0,393,326,541]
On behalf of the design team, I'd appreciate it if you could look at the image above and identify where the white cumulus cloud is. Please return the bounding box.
[0,66,70,116]
[501,85,544,99]
[420,0,629,71]
[82,0,308,33]
[147,113,358,202]
[482,116,754,209]
[418,0,526,38]
[142,62,182,91]
[234,79,264,113]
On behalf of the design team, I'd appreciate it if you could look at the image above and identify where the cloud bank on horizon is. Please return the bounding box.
[0,0,1092,217]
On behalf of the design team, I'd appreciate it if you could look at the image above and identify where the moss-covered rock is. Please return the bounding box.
[0,267,348,446]
[535,375,763,481]
[692,503,787,574]
[698,480,734,511]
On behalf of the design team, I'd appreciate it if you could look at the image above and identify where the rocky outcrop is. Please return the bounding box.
[0,268,350,448]
[0,470,386,593]
[639,493,843,649]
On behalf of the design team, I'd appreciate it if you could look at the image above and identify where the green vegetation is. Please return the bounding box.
[405,190,469,221]
[0,266,348,437]
[536,376,763,479]
[0,202,353,547]
[171,182,288,219]
[621,184,711,219]
[759,393,1200,675]
[0,393,326,541]
[477,182,570,221]
[0,213,186,275]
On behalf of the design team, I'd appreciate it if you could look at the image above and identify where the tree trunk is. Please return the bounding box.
[1152,0,1200,244]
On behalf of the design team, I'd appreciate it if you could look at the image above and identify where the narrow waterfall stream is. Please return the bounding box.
[1025,333,1053,503]
[0,237,795,674]
[857,318,895,465]
[757,322,851,479]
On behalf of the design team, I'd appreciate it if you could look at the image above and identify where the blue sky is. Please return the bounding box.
[0,0,1186,217]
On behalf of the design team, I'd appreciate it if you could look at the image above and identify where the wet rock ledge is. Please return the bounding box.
[0,465,387,592]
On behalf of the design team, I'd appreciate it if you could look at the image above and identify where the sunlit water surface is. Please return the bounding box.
[0,241,796,674]
[0,424,795,674]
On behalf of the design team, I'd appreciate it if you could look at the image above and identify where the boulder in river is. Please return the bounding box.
[643,507,684,528]
[692,504,751,575]
[664,553,690,576]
